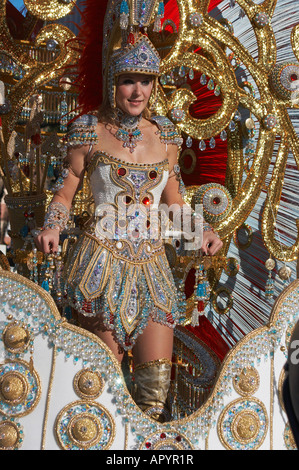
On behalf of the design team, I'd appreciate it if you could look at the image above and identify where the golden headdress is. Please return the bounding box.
[77,0,164,114]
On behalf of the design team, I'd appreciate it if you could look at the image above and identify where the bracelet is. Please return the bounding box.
[43,202,69,233]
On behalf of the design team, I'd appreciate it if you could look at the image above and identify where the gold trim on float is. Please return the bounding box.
[176,278,299,428]
[41,346,57,450]
[0,271,298,445]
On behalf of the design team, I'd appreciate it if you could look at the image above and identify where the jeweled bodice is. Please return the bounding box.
[85,151,169,260]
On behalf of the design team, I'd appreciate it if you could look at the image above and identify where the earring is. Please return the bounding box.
[149,78,158,111]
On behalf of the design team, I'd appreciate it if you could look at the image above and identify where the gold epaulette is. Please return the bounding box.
[150,115,183,147]
[63,114,98,147]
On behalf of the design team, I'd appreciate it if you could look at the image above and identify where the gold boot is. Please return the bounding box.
[132,358,172,423]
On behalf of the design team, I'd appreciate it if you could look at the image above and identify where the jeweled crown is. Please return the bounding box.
[112,35,160,76]
[103,0,164,107]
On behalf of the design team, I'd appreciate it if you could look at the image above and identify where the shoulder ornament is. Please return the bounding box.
[63,114,98,147]
[150,115,183,147]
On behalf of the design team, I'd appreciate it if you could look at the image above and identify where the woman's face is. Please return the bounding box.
[115,73,154,116]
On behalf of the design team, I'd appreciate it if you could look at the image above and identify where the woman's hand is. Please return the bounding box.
[201,230,223,256]
[34,228,60,254]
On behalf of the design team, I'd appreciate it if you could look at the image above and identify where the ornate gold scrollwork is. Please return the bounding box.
[23,0,77,21]
[1,22,79,137]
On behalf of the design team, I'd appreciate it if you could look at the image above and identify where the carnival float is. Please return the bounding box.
[0,0,299,451]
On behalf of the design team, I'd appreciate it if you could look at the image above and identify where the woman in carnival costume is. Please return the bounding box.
[35,0,222,422]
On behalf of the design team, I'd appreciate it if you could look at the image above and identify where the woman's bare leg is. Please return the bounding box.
[74,310,124,363]
[74,311,173,365]
[132,319,174,366]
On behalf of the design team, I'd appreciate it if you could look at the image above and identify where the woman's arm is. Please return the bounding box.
[34,145,88,254]
[161,143,223,256]
[160,143,185,208]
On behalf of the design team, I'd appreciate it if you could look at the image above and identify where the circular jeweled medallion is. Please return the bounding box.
[217,398,268,450]
[192,183,232,224]
[170,108,185,122]
[0,360,41,417]
[188,11,203,27]
[263,114,278,130]
[269,62,299,100]
[0,417,24,450]
[55,401,115,450]
[233,367,260,396]
[73,369,104,400]
[139,430,194,450]
[2,321,30,354]
[253,11,269,27]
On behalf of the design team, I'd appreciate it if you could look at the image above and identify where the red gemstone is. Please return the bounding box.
[160,433,166,439]
[145,442,151,448]
[197,300,205,312]
[149,170,157,179]
[213,196,221,205]
[146,219,150,228]
[142,196,150,205]
[127,32,135,44]
[176,436,182,442]
[290,73,298,81]
[118,167,126,176]
[124,196,132,204]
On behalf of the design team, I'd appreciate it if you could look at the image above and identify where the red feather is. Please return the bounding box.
[73,0,110,114]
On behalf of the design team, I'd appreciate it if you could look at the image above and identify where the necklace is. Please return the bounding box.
[114,110,143,153]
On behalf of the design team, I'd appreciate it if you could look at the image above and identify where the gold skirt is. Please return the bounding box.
[63,232,186,350]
